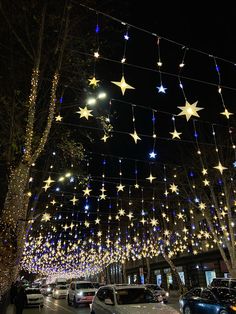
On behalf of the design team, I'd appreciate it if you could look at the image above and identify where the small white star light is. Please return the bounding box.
[156,85,167,93]
[111,76,135,95]
[178,101,203,121]
[149,151,157,159]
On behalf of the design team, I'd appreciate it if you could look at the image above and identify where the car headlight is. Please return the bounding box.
[55,291,59,295]
[165,292,169,297]
[230,305,236,311]
[47,288,51,292]
[77,291,83,297]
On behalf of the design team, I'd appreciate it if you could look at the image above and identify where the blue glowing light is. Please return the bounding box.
[149,151,157,159]
[95,24,100,33]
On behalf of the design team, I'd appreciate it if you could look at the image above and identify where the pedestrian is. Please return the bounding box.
[14,283,27,314]
[10,282,17,304]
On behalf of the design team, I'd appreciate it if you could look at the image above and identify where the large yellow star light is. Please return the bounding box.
[178,101,203,121]
[77,106,93,120]
[130,130,141,143]
[83,187,92,196]
[111,76,135,95]
[146,173,157,183]
[220,108,233,119]
[214,161,227,174]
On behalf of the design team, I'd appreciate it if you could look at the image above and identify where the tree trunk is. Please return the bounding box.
[146,257,151,283]
[162,251,185,294]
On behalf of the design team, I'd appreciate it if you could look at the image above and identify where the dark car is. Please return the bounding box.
[210,278,236,290]
[179,287,236,314]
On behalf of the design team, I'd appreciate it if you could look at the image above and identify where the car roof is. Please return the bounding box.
[72,281,93,284]
[99,284,148,290]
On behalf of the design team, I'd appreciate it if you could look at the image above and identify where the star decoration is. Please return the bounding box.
[83,187,92,196]
[203,179,210,186]
[70,195,78,205]
[97,231,102,237]
[55,114,62,122]
[146,173,157,183]
[41,213,51,222]
[202,168,208,175]
[150,218,158,226]
[140,217,146,225]
[214,161,228,174]
[118,208,125,216]
[164,190,169,197]
[95,218,100,224]
[44,176,55,186]
[84,220,90,228]
[99,193,107,200]
[170,129,182,139]
[177,213,184,220]
[116,183,125,192]
[42,184,50,191]
[127,212,134,220]
[77,106,93,120]
[130,130,141,144]
[70,222,75,229]
[63,224,69,231]
[169,183,179,193]
[100,187,106,193]
[156,84,167,93]
[134,183,139,189]
[199,202,206,210]
[50,199,56,205]
[111,76,135,95]
[88,76,100,87]
[178,101,203,121]
[149,151,157,159]
[220,108,233,119]
[101,134,109,142]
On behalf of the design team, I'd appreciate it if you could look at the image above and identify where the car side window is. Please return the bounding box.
[201,290,216,301]
[97,288,106,302]
[230,281,236,289]
[106,289,114,303]
[185,288,202,298]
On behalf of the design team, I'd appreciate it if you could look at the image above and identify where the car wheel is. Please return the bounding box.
[73,297,78,308]
[184,306,191,314]
[219,311,228,314]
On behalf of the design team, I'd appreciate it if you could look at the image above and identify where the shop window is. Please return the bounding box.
[205,270,216,286]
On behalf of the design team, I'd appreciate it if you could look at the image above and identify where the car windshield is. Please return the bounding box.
[212,288,236,303]
[58,286,67,290]
[26,289,41,294]
[116,288,156,305]
[76,283,94,289]
[147,285,162,291]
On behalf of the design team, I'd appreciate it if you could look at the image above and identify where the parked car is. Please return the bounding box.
[52,285,68,299]
[40,283,55,295]
[67,281,97,307]
[179,286,236,314]
[25,288,44,307]
[145,283,169,303]
[210,278,236,290]
[91,284,179,314]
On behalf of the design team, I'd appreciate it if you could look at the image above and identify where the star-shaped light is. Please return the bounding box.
[84,220,90,228]
[42,184,49,191]
[150,218,158,226]
[199,202,206,210]
[156,84,167,93]
[100,187,106,193]
[116,183,125,192]
[146,173,157,183]
[149,151,157,159]
[119,208,125,216]
[134,183,139,189]
[41,213,51,222]
[220,108,233,119]
[169,183,179,193]
[97,231,102,237]
[203,179,210,186]
[95,218,100,224]
[127,212,134,220]
[70,195,78,205]
[170,129,182,139]
[44,176,55,186]
[83,187,92,196]
[140,217,146,225]
[130,130,141,144]
[101,134,109,142]
[63,224,69,231]
[214,161,228,174]
[77,106,93,120]
[50,199,56,205]
[202,168,208,175]
[55,114,62,122]
[70,222,75,229]
[178,101,203,121]
[99,193,107,200]
[88,76,100,87]
[111,76,135,95]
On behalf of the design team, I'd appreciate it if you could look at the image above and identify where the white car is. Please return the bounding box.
[67,281,97,307]
[52,285,68,299]
[91,284,179,314]
[145,284,169,303]
[25,288,44,307]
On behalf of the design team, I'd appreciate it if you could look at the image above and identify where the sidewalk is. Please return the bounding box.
[6,304,15,314]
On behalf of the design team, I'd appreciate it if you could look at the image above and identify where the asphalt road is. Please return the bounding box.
[22,296,181,314]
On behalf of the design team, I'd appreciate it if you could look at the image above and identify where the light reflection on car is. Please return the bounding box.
[179,286,236,314]
[145,284,169,303]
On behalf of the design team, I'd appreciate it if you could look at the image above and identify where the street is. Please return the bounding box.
[21,296,180,314]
